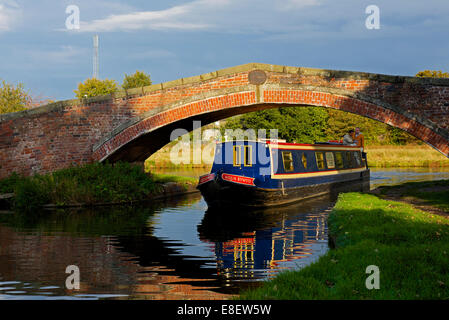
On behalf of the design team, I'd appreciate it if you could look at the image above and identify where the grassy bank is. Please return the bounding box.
[366,145,449,167]
[240,184,449,299]
[0,162,197,211]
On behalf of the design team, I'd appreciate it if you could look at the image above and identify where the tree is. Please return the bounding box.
[415,70,449,78]
[74,78,118,99]
[222,107,329,143]
[122,71,152,90]
[0,80,32,114]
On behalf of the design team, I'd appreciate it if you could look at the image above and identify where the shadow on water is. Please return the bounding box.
[0,182,369,299]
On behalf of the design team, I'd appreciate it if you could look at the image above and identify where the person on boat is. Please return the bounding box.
[342,129,355,145]
[353,127,365,151]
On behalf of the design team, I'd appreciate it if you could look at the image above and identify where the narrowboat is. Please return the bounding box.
[197,139,369,208]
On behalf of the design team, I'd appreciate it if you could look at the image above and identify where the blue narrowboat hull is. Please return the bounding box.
[198,169,370,208]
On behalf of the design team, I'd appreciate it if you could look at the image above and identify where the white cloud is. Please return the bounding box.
[77,0,321,33]
[0,0,21,32]
[79,0,216,32]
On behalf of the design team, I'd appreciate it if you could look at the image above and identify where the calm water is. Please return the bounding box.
[1,167,448,300]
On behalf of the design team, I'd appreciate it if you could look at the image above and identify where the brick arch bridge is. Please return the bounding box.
[1,63,449,178]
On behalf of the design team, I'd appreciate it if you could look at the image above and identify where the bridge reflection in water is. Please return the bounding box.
[0,184,367,300]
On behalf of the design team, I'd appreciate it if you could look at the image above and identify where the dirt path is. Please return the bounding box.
[370,185,449,219]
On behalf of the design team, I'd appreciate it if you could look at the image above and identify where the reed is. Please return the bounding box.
[365,145,449,167]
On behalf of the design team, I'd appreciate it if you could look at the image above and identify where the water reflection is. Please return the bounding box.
[370,167,449,189]
[0,193,336,299]
[198,198,333,282]
[1,167,448,300]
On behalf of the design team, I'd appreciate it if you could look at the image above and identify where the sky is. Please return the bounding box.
[1,0,449,101]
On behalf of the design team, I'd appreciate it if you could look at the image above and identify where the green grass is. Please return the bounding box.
[151,173,197,185]
[0,162,198,211]
[240,192,449,299]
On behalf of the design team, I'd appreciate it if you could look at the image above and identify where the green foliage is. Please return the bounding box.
[416,70,449,78]
[0,172,24,193]
[14,176,52,212]
[221,106,419,145]
[3,162,162,211]
[326,109,419,145]
[74,78,118,99]
[0,80,32,114]
[241,190,449,299]
[223,107,329,143]
[122,70,152,90]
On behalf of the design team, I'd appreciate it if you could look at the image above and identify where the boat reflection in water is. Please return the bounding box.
[198,180,369,284]
[199,199,330,282]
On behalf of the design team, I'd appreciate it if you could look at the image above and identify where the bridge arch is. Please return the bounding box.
[93,83,449,163]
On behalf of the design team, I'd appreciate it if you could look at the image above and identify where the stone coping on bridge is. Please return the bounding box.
[2,62,449,123]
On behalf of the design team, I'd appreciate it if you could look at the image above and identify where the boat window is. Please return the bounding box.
[335,152,344,169]
[316,152,325,170]
[346,151,353,168]
[282,152,294,172]
[244,145,252,167]
[353,151,361,167]
[301,153,308,169]
[325,152,335,169]
[233,145,242,166]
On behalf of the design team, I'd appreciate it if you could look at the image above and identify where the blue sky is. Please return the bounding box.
[1,0,449,100]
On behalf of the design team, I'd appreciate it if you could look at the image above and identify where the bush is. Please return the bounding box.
[415,70,449,78]
[122,70,152,90]
[74,78,118,99]
[2,162,161,211]
[14,176,51,211]
[0,80,32,114]
[0,172,24,193]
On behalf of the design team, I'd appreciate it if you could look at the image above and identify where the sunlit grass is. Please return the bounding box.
[145,144,213,170]
[240,191,449,300]
[366,145,449,167]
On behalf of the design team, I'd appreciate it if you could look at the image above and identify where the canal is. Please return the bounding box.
[1,168,448,300]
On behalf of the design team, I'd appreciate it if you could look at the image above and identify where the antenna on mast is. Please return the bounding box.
[93,34,99,79]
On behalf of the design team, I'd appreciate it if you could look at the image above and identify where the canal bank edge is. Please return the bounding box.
[0,177,199,211]
[42,181,200,209]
